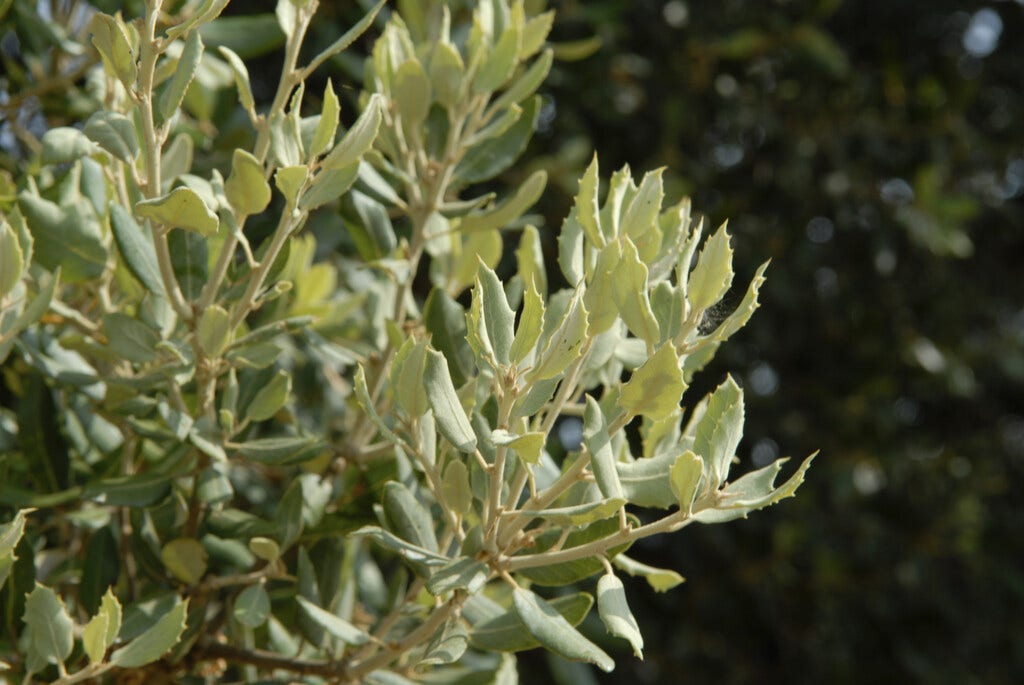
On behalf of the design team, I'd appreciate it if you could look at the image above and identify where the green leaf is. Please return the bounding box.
[491,48,552,112]
[426,557,489,596]
[159,30,203,122]
[613,239,660,347]
[348,190,397,259]
[584,240,623,335]
[18,375,70,491]
[274,478,305,551]
[0,509,30,590]
[232,435,323,465]
[687,222,734,312]
[518,515,635,586]
[707,260,770,343]
[509,281,545,365]
[103,313,160,363]
[612,554,684,593]
[474,23,520,93]
[168,228,207,300]
[110,203,165,296]
[245,369,291,422]
[83,111,138,162]
[225,148,270,217]
[300,163,360,210]
[425,348,477,453]
[322,94,384,170]
[430,41,465,108]
[596,574,644,658]
[0,220,24,300]
[469,592,593,652]
[234,583,270,628]
[512,587,614,672]
[111,599,188,667]
[669,450,704,513]
[517,498,626,528]
[692,376,744,488]
[352,525,449,567]
[516,223,547,294]
[622,169,663,240]
[460,170,547,234]
[696,452,817,523]
[575,154,603,247]
[249,537,280,562]
[295,595,371,645]
[310,79,340,158]
[616,451,676,509]
[583,396,625,499]
[491,429,546,465]
[390,338,430,418]
[23,583,74,668]
[82,472,174,507]
[136,187,219,236]
[383,481,439,553]
[394,58,431,129]
[161,538,208,584]
[424,288,474,387]
[198,14,284,59]
[456,95,540,183]
[474,262,515,366]
[218,46,255,114]
[441,460,472,515]
[83,588,121,663]
[197,305,231,357]
[423,618,469,666]
[90,12,137,89]
[19,193,106,283]
[618,343,686,421]
[531,288,589,381]
[274,165,308,206]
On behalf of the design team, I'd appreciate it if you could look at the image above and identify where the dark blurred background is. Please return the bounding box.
[521,1,1024,683]
[3,0,1023,683]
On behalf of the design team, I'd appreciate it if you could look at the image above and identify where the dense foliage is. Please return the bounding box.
[0,1,816,683]
[524,1,1022,683]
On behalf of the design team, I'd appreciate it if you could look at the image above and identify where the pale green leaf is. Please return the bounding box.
[245,369,291,422]
[531,288,589,381]
[474,24,520,93]
[248,536,280,562]
[612,239,661,346]
[517,498,626,528]
[512,587,614,672]
[300,163,360,210]
[469,592,593,652]
[491,429,546,464]
[618,343,686,421]
[161,538,208,584]
[111,599,188,667]
[234,583,270,628]
[83,111,138,162]
[159,30,204,122]
[669,450,703,513]
[612,554,684,592]
[321,94,384,170]
[575,154,603,247]
[687,222,734,312]
[383,481,438,553]
[19,193,107,283]
[442,460,472,515]
[197,305,231,357]
[430,41,465,108]
[583,396,625,499]
[584,240,622,335]
[460,170,547,234]
[310,79,340,158]
[509,280,545,365]
[0,509,30,590]
[0,221,24,300]
[391,338,430,418]
[274,165,308,206]
[521,11,555,58]
[596,573,644,658]
[103,313,160,363]
[89,13,137,88]
[218,46,255,114]
[296,595,371,645]
[692,376,744,488]
[424,348,477,452]
[110,202,165,296]
[427,557,489,596]
[136,187,219,236]
[83,589,121,664]
[491,48,552,112]
[225,148,270,217]
[394,58,431,128]
[23,583,74,668]
[622,168,663,240]
[516,223,547,294]
[475,262,515,366]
